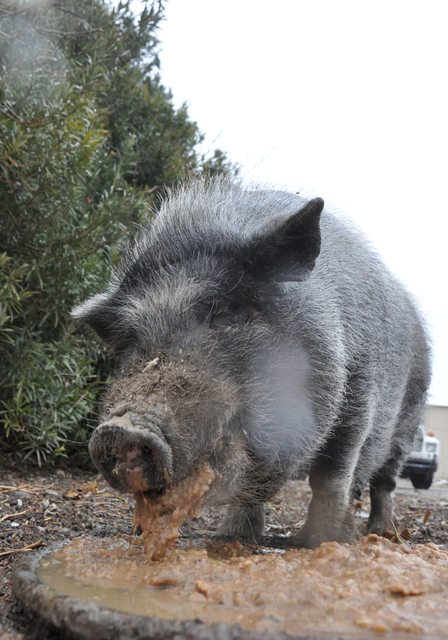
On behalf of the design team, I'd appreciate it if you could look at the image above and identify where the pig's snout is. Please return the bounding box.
[89,411,173,493]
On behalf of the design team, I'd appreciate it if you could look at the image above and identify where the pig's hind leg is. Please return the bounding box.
[367,461,398,534]
[219,504,266,543]
[368,374,429,535]
[367,410,424,534]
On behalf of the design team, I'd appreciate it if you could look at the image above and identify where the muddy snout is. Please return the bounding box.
[89,411,173,493]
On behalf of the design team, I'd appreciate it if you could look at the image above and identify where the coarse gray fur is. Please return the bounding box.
[73,177,431,548]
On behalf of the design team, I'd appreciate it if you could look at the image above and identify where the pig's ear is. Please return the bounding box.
[249,197,324,282]
[71,293,119,344]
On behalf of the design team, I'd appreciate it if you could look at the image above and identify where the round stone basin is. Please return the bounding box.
[13,539,306,640]
[12,535,448,640]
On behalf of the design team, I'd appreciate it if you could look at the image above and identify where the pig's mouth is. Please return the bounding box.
[89,409,174,494]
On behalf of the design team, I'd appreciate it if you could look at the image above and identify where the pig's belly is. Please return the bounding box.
[39,534,448,638]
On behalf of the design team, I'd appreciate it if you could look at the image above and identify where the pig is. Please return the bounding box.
[72,178,430,549]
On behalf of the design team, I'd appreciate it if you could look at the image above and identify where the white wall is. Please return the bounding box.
[424,405,448,479]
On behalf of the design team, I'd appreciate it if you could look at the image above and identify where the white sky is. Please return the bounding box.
[138,0,448,405]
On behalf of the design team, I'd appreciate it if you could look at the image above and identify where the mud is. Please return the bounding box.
[33,533,448,638]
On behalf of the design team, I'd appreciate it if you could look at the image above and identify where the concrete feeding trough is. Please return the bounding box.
[12,538,448,640]
[12,541,303,640]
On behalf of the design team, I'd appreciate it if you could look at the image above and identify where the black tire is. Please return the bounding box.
[410,472,433,490]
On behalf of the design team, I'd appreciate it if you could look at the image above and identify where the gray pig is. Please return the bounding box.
[72,178,430,548]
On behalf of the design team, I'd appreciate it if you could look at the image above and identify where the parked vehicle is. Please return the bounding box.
[401,425,440,489]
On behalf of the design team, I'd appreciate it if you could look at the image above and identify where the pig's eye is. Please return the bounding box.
[213,306,230,317]
[209,305,244,328]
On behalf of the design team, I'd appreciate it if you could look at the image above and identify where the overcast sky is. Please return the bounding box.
[141,0,447,405]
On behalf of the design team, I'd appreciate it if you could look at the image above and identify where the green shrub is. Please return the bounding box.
[0,0,238,464]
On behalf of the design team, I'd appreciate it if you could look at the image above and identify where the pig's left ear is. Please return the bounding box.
[249,197,324,282]
[71,292,120,345]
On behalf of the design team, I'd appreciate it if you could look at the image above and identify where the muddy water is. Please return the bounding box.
[38,534,448,638]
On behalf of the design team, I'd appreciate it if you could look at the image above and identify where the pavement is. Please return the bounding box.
[396,476,448,500]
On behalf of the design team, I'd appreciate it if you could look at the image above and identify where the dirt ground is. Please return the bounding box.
[1,456,448,640]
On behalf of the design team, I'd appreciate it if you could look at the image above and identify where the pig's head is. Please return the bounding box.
[72,181,323,504]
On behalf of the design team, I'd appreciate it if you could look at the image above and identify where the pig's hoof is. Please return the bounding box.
[289,522,356,549]
[366,516,391,535]
[219,504,265,544]
[288,530,329,550]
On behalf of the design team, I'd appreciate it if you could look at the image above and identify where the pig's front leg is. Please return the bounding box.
[290,457,357,549]
[219,504,266,543]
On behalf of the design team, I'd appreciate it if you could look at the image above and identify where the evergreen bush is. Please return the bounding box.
[0,0,238,463]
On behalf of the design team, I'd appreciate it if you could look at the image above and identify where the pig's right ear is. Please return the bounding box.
[248,197,324,282]
[71,293,119,345]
